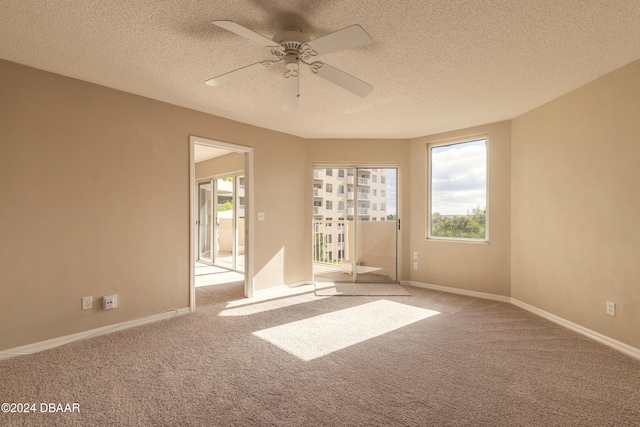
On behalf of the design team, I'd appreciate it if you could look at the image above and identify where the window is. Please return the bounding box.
[381,176,386,184]
[326,183,333,193]
[313,200,322,207]
[372,189,377,197]
[338,169,345,178]
[338,201,345,211]
[326,168,332,176]
[381,190,385,197]
[429,138,487,240]
[381,203,386,211]
[326,201,333,210]
[338,185,345,194]
[372,203,377,211]
[372,175,377,183]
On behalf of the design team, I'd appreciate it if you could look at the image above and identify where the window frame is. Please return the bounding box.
[427,135,489,243]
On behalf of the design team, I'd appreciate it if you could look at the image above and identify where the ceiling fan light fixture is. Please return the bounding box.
[285,53,299,71]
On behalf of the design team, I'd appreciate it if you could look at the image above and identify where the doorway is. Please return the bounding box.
[190,136,253,311]
[312,166,399,283]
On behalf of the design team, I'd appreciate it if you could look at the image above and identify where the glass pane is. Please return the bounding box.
[236,176,245,273]
[355,168,397,282]
[430,139,487,240]
[198,182,212,263]
[313,167,355,282]
[312,167,398,283]
[215,177,234,269]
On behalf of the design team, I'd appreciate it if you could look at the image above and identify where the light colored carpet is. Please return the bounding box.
[195,263,244,287]
[1,283,639,426]
[315,281,411,296]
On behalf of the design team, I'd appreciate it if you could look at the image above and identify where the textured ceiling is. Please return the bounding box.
[1,1,640,139]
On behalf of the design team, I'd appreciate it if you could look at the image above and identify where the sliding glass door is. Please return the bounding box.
[197,174,244,272]
[312,166,398,283]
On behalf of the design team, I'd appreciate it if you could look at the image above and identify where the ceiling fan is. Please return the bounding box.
[205,21,373,111]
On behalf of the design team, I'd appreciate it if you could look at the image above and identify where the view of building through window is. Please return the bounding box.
[312,166,399,283]
[430,139,487,240]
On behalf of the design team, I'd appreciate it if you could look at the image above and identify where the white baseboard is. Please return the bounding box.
[403,280,512,303]
[511,299,640,361]
[403,281,640,360]
[0,308,190,361]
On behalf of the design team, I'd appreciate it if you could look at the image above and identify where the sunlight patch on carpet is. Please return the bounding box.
[253,299,440,361]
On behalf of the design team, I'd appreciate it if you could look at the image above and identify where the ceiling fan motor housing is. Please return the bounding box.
[273,28,311,70]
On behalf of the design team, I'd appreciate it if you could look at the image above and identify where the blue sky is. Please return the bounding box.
[431,139,486,216]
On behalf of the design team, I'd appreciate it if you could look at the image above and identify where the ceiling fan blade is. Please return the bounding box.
[304,25,372,56]
[205,61,271,86]
[311,62,373,97]
[212,20,279,47]
[283,72,299,111]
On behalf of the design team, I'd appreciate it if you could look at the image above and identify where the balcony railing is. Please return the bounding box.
[358,177,369,185]
[313,188,323,197]
[357,192,369,200]
[358,208,369,215]
[313,220,349,265]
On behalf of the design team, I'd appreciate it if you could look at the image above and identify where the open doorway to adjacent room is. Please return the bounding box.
[190,136,253,310]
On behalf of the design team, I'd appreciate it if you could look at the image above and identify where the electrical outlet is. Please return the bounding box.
[413,251,419,259]
[606,301,615,316]
[103,295,118,310]
[413,262,418,270]
[82,296,92,310]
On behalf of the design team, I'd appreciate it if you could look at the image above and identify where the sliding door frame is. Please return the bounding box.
[312,164,400,283]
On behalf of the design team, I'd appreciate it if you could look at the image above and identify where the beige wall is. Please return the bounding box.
[195,152,244,179]
[511,59,640,349]
[0,60,306,351]
[2,55,638,355]
[305,139,412,281]
[409,121,512,296]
